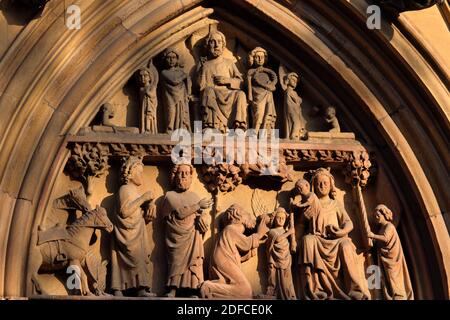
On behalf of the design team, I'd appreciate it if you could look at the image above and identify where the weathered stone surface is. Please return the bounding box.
[0,0,448,300]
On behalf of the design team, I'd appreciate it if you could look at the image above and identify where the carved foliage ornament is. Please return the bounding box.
[65,143,110,195]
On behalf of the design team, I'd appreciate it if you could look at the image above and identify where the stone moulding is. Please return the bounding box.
[66,131,368,164]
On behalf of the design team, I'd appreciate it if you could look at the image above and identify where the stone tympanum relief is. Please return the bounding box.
[35,25,413,300]
[86,28,350,137]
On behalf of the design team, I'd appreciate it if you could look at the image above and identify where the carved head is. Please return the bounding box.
[311,167,337,199]
[248,47,267,67]
[225,204,256,230]
[137,68,152,86]
[101,103,115,123]
[374,204,393,224]
[325,106,336,120]
[272,207,288,228]
[171,164,193,192]
[163,47,180,68]
[295,178,311,197]
[205,31,226,58]
[286,72,298,89]
[121,156,144,186]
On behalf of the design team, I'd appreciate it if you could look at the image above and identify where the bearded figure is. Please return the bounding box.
[161,164,212,297]
[196,30,248,133]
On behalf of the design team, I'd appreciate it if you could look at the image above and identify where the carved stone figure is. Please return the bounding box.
[136,61,158,134]
[110,156,156,297]
[30,187,114,296]
[197,31,248,133]
[297,168,369,300]
[291,178,322,237]
[200,204,269,299]
[247,47,277,132]
[101,102,115,126]
[368,204,414,300]
[264,207,296,300]
[281,72,306,140]
[324,106,340,133]
[161,164,212,297]
[160,47,192,133]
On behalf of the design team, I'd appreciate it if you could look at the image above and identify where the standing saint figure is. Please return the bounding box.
[265,207,296,300]
[247,47,278,133]
[298,168,369,300]
[160,47,192,133]
[136,60,158,133]
[197,30,248,133]
[281,72,306,140]
[200,204,270,299]
[368,204,414,300]
[161,164,212,297]
[111,156,156,297]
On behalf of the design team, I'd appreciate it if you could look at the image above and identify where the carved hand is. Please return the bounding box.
[198,197,213,210]
[290,240,297,254]
[326,225,346,238]
[368,231,375,238]
[257,215,270,235]
[144,203,156,223]
[142,191,153,203]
